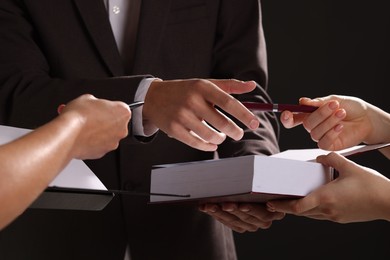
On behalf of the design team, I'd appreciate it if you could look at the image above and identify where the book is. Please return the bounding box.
[149,143,389,204]
[0,124,113,211]
[270,143,390,162]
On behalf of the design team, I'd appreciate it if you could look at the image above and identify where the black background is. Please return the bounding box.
[235,0,389,259]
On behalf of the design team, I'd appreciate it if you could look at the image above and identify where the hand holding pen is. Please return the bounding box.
[270,97,354,151]
[243,99,320,137]
[277,96,385,152]
[244,99,320,131]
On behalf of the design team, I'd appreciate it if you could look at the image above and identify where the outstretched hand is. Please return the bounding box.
[280,95,373,151]
[143,79,260,151]
[267,152,390,223]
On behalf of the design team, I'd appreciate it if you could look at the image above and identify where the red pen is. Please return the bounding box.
[242,102,318,113]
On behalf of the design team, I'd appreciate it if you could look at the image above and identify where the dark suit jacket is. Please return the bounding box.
[0,0,279,259]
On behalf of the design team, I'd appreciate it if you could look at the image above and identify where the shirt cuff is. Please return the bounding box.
[132,78,160,137]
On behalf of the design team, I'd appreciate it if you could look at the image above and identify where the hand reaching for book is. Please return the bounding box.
[266,152,390,223]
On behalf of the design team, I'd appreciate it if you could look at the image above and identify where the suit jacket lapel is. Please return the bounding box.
[73,0,124,76]
[132,0,171,74]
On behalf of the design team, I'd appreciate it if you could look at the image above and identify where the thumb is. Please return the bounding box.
[316,152,353,177]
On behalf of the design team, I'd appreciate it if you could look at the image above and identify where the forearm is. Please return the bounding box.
[0,113,82,229]
[366,104,390,159]
[365,103,390,145]
[374,177,390,222]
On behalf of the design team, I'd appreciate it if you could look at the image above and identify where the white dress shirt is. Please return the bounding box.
[104,0,158,137]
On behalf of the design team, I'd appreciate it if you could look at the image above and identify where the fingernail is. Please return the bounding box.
[234,129,244,141]
[335,109,346,118]
[240,207,250,212]
[328,101,339,110]
[299,97,310,103]
[224,207,234,212]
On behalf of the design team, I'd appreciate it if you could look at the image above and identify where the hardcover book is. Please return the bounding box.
[150,143,389,204]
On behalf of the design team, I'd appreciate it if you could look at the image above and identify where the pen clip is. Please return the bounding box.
[128,101,144,109]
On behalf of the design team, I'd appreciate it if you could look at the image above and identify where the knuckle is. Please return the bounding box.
[302,121,312,132]
[119,128,129,138]
[220,95,236,108]
[165,121,180,136]
[183,94,198,107]
[192,79,208,91]
[110,142,119,151]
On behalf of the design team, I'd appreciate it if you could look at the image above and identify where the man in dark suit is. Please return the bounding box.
[0,0,282,259]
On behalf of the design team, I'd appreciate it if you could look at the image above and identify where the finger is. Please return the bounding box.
[221,203,272,230]
[310,109,346,144]
[201,204,262,232]
[164,123,218,151]
[280,110,306,129]
[267,200,298,214]
[301,100,340,133]
[317,123,345,151]
[184,131,218,151]
[213,95,259,133]
[173,104,226,145]
[238,203,286,221]
[267,194,319,215]
[309,108,346,142]
[199,204,249,232]
[205,80,260,131]
[213,216,252,233]
[299,96,333,106]
[197,105,245,141]
[316,152,353,174]
[196,121,227,145]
